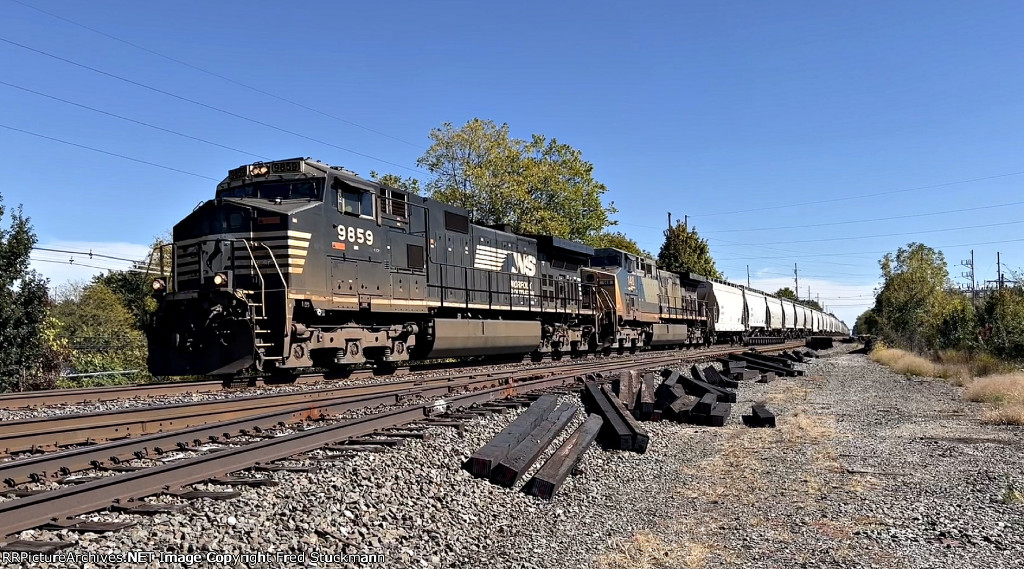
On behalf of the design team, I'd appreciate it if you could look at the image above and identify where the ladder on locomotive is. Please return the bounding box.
[237,239,288,364]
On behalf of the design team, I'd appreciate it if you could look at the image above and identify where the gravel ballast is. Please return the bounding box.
[7,344,1022,568]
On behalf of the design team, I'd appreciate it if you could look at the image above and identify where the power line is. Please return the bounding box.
[8,0,424,149]
[717,236,1024,262]
[692,170,1024,217]
[711,218,1024,247]
[0,36,425,174]
[0,123,218,180]
[710,236,879,266]
[703,198,1024,234]
[0,80,267,159]
[30,257,146,273]
[33,247,143,264]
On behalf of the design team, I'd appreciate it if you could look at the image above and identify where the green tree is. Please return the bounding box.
[934,292,976,351]
[0,194,58,391]
[417,118,616,242]
[53,283,147,379]
[854,308,879,336]
[586,231,647,257]
[93,270,153,330]
[657,221,722,278]
[369,170,421,195]
[873,242,951,351]
[90,236,171,330]
[775,287,799,301]
[980,283,1024,360]
[802,299,824,311]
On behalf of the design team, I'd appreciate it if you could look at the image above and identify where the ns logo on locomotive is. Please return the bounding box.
[146,158,847,377]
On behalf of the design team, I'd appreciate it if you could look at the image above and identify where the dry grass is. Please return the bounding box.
[964,373,1024,404]
[870,346,1015,385]
[964,373,1024,425]
[869,346,949,379]
[981,405,1024,426]
[1004,483,1024,505]
[783,411,837,444]
[596,532,712,569]
[871,347,1024,423]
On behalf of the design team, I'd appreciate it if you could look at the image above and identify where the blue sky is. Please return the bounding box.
[2,0,1023,325]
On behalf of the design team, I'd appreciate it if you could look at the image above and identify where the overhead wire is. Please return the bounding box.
[712,218,1024,247]
[703,198,1024,234]
[691,170,1024,217]
[0,80,268,160]
[0,123,218,180]
[33,247,145,264]
[718,236,1024,262]
[0,36,425,174]
[7,0,424,149]
[30,257,146,273]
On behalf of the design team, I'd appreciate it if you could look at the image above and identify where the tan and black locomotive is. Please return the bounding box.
[147,157,847,376]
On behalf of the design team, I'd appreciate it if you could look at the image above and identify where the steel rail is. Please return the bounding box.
[0,356,629,487]
[0,380,224,410]
[0,342,803,453]
[0,358,644,537]
[0,341,808,537]
[0,340,809,409]
[0,351,668,453]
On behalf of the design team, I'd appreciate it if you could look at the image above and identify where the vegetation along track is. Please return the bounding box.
[0,341,804,538]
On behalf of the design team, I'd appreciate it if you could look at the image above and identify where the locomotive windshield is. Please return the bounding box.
[217,179,323,201]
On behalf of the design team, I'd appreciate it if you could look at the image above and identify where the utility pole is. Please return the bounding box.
[667,212,671,231]
[746,265,750,288]
[794,263,799,296]
[960,250,975,303]
[682,214,688,268]
[998,251,1003,289]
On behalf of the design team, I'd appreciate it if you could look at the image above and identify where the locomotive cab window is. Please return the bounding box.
[334,179,376,219]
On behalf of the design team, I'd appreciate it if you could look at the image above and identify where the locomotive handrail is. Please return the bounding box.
[257,241,288,292]
[235,238,266,316]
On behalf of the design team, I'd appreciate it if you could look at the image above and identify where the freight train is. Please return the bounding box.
[146,158,848,376]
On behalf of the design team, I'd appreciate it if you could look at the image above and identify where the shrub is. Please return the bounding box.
[964,373,1024,405]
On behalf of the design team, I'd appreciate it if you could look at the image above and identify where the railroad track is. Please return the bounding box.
[0,341,806,540]
[0,342,802,453]
[0,340,804,410]
[0,348,722,453]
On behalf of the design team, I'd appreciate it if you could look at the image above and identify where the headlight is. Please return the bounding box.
[152,278,166,291]
[213,272,228,286]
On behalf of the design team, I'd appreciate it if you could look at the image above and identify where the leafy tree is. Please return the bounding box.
[657,221,722,278]
[93,270,153,330]
[775,287,799,301]
[854,308,878,336]
[90,236,171,330]
[0,194,58,391]
[369,170,421,195]
[53,283,147,379]
[934,292,976,351]
[586,231,647,257]
[417,118,615,242]
[979,284,1024,360]
[873,242,952,351]
[803,299,824,311]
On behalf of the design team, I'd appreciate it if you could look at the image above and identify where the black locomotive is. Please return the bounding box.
[146,158,716,376]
